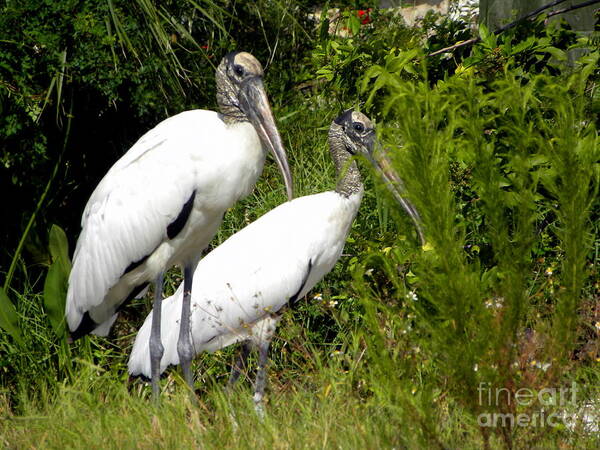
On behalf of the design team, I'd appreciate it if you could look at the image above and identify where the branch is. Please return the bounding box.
[427,0,600,57]
[428,38,478,57]
[494,0,571,35]
[547,0,600,17]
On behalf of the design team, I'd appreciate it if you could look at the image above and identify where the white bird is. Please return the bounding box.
[128,110,423,409]
[65,51,293,398]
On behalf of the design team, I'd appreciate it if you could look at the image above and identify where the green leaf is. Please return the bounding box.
[478,23,490,42]
[316,68,334,81]
[498,177,511,188]
[44,262,68,338]
[49,224,71,274]
[43,224,71,339]
[541,46,567,62]
[0,286,24,346]
[478,23,496,48]
[365,71,392,109]
[525,154,548,169]
[511,38,535,55]
[360,65,384,92]
[318,2,331,42]
[346,12,360,36]
[386,49,419,74]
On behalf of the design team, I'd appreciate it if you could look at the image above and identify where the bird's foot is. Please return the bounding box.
[253,392,266,421]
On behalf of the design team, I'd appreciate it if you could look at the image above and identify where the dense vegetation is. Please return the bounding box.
[1,1,599,448]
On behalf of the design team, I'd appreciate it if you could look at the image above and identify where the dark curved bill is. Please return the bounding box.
[368,144,426,245]
[239,77,294,201]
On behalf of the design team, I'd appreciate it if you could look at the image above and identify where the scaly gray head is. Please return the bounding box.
[330,110,375,158]
[330,110,425,245]
[216,51,293,200]
[328,110,374,198]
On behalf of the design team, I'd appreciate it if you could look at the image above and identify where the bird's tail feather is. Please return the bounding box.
[128,285,184,377]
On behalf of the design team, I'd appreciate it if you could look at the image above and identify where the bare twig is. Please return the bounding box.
[428,38,478,57]
[428,0,600,57]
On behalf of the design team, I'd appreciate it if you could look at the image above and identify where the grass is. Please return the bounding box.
[2,344,598,449]
[1,386,413,448]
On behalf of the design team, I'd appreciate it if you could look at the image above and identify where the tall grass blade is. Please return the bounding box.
[106,0,140,61]
[185,0,232,36]
[55,48,67,126]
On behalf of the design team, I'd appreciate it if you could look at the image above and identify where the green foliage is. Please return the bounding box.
[462,18,576,77]
[308,7,420,102]
[358,39,599,447]
[0,358,488,448]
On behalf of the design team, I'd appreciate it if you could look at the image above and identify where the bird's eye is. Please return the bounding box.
[234,65,245,77]
[353,122,364,132]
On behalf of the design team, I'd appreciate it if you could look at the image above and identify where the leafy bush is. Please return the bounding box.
[357,30,599,448]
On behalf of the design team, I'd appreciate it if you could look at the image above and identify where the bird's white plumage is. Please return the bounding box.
[128,189,363,377]
[66,110,266,334]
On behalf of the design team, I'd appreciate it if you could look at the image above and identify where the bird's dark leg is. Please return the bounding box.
[227,342,252,389]
[150,272,164,402]
[253,338,272,418]
[177,263,195,395]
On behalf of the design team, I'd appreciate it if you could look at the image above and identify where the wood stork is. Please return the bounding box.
[65,51,293,399]
[128,110,423,409]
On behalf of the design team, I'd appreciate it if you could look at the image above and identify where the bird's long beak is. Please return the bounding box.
[368,145,426,245]
[239,77,294,201]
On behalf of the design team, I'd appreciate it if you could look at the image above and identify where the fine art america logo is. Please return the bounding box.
[477,382,597,430]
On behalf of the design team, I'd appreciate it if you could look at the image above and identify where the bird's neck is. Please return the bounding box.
[329,126,363,198]
[216,69,248,125]
[335,159,363,198]
[217,99,247,125]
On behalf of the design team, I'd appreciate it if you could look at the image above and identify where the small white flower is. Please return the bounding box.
[545,268,553,276]
[485,297,504,309]
[328,300,338,308]
[534,361,552,371]
[313,293,323,301]
[365,268,374,276]
[406,291,418,301]
[473,364,479,372]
